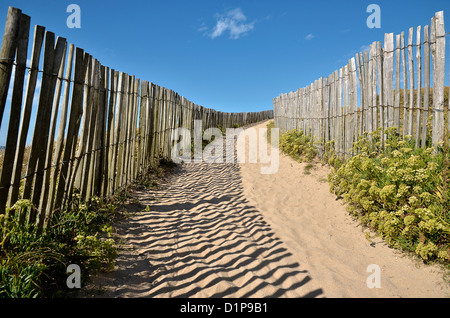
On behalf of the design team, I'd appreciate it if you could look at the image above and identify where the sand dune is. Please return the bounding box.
[87,120,449,298]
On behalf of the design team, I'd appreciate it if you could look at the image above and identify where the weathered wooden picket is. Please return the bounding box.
[0,7,273,229]
[273,11,449,158]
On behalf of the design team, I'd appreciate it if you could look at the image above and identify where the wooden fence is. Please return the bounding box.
[0,7,273,230]
[273,11,449,158]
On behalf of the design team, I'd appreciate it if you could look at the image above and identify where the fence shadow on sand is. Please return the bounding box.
[87,158,323,298]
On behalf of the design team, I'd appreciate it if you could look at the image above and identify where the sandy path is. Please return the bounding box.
[240,121,449,297]
[88,120,449,298]
[88,137,323,297]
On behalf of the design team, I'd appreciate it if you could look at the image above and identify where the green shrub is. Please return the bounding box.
[322,139,343,169]
[269,122,449,265]
[328,127,450,264]
[279,128,318,162]
[0,194,119,298]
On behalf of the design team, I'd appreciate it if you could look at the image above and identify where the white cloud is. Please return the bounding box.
[305,33,315,41]
[197,22,208,33]
[206,8,254,40]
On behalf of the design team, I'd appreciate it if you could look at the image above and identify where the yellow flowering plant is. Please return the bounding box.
[328,127,450,264]
[279,128,318,162]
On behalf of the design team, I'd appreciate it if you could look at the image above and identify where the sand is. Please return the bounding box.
[87,120,449,298]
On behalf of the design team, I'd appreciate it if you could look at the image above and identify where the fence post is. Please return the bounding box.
[0,7,22,128]
[384,33,394,133]
[8,25,45,209]
[422,25,431,148]
[343,64,349,157]
[338,68,343,156]
[38,39,67,227]
[407,27,415,137]
[349,57,358,154]
[415,26,422,146]
[356,52,364,136]
[394,35,401,132]
[23,33,66,225]
[431,11,445,147]
[45,44,74,225]
[401,32,408,137]
[52,48,88,221]
[0,13,29,216]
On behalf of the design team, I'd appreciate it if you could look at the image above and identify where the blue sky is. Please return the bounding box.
[0,0,449,145]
